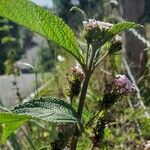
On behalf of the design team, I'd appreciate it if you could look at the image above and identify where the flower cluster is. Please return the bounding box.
[115,35,122,42]
[83,19,114,48]
[83,19,113,30]
[113,75,134,96]
[71,65,85,81]
[67,64,85,99]
[101,75,134,109]
[91,75,134,148]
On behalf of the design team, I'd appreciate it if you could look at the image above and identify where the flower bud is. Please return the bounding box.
[83,19,113,49]
[83,19,99,30]
[101,75,134,109]
[71,65,85,82]
[51,123,75,150]
[109,35,122,53]
[67,64,85,99]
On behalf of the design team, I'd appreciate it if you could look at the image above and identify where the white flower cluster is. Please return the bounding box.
[83,19,113,30]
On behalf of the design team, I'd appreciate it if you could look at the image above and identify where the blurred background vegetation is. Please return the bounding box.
[0,0,150,149]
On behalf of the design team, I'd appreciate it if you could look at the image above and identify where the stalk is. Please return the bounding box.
[70,46,96,150]
[70,71,91,150]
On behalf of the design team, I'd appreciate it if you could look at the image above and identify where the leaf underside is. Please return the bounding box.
[12,97,79,123]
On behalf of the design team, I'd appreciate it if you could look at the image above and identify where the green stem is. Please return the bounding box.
[94,50,109,69]
[70,46,96,150]
[70,94,74,106]
[20,127,35,150]
[77,71,92,120]
[86,44,90,69]
[90,144,95,150]
[70,43,96,150]
[70,71,92,150]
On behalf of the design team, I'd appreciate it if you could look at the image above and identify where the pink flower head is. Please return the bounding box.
[83,19,113,30]
[83,19,99,30]
[113,75,134,96]
[71,64,85,81]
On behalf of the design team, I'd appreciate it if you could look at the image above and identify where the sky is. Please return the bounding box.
[32,0,53,8]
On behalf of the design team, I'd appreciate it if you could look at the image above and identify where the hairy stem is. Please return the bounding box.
[70,71,91,150]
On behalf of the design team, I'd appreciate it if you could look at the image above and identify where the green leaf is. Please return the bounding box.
[0,0,84,65]
[98,21,143,49]
[108,21,143,36]
[0,112,30,143]
[12,97,79,123]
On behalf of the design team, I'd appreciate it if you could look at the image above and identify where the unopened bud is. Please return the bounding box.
[71,65,85,81]
[109,35,122,53]
[101,75,134,109]
[67,64,85,99]
[83,19,113,47]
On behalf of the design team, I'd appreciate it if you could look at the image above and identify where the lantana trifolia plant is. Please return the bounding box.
[0,1,141,149]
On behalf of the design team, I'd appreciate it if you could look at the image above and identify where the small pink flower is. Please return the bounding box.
[71,65,85,81]
[113,75,134,96]
[83,19,99,30]
[83,19,113,30]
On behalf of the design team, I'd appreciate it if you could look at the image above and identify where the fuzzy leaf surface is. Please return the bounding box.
[108,21,142,36]
[0,112,30,143]
[12,97,78,123]
[0,0,84,64]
